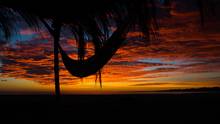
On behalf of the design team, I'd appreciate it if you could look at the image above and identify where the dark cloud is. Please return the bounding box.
[25,65,52,75]
[0,40,7,46]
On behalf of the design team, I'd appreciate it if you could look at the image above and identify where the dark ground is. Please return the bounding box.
[0,93,220,123]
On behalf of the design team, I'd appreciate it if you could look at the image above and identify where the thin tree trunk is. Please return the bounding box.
[40,18,62,100]
[53,20,61,100]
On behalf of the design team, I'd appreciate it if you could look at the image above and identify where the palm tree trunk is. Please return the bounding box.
[53,20,61,100]
[40,18,61,100]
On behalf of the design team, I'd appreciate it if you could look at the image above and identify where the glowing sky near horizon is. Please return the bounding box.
[0,0,220,94]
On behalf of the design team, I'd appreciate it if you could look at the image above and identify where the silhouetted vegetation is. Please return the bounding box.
[0,0,219,97]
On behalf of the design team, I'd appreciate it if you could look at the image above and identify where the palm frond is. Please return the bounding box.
[0,6,15,39]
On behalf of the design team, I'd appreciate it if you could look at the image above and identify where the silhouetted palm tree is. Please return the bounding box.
[0,0,217,99]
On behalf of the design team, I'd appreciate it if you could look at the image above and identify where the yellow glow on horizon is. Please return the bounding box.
[1,76,220,95]
[0,77,54,94]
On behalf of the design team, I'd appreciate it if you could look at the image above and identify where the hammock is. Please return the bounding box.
[58,21,130,78]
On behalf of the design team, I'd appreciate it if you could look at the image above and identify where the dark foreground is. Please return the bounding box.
[0,93,220,122]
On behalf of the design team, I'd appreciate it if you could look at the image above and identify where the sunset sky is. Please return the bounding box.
[0,0,220,94]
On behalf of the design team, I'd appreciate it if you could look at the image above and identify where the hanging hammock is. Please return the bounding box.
[58,21,130,78]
